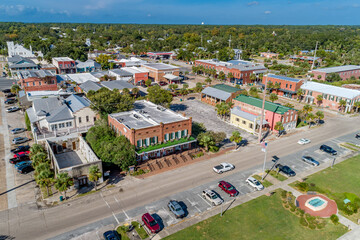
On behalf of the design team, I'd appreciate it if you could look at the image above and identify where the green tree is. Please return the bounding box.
[269,93,278,103]
[297,89,304,102]
[194,82,203,93]
[88,165,102,191]
[317,75,322,80]
[274,121,284,137]
[249,87,259,98]
[205,77,212,85]
[54,172,73,200]
[95,54,111,70]
[316,95,323,106]
[197,132,216,152]
[227,72,234,82]
[25,112,31,131]
[315,111,324,125]
[168,84,178,92]
[284,103,294,108]
[36,167,54,197]
[302,104,313,119]
[31,152,49,167]
[145,79,152,87]
[273,82,281,94]
[192,122,206,138]
[229,131,242,150]
[147,85,173,108]
[354,101,360,113]
[326,72,341,82]
[339,99,347,112]
[30,144,46,158]
[11,84,21,94]
[215,102,231,120]
[131,87,140,97]
[218,71,226,81]
[306,113,316,128]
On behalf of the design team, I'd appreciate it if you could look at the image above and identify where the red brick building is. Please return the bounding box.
[19,70,58,92]
[311,65,360,81]
[108,100,195,161]
[121,67,149,85]
[289,55,321,65]
[141,63,180,83]
[261,74,304,99]
[52,57,76,74]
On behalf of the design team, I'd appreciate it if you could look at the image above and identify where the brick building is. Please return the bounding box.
[19,70,58,92]
[121,67,149,85]
[311,65,360,81]
[141,63,180,83]
[232,95,298,131]
[289,55,321,65]
[261,74,304,99]
[52,57,76,74]
[108,100,195,161]
[201,84,243,106]
[300,81,360,112]
[260,52,279,59]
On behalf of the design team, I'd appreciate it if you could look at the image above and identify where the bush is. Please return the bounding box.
[281,190,288,199]
[309,224,316,230]
[192,152,204,159]
[296,182,309,192]
[330,214,339,225]
[25,112,31,131]
[290,207,296,212]
[300,217,308,227]
[284,204,289,209]
[317,221,326,229]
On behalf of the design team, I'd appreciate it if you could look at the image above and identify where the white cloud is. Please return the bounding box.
[264,10,271,14]
[147,13,151,17]
[247,1,259,7]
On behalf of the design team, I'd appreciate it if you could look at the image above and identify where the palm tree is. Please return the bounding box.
[227,72,234,82]
[229,131,242,150]
[273,82,281,94]
[198,134,215,152]
[249,87,258,98]
[218,71,225,81]
[31,152,49,167]
[215,102,231,120]
[249,73,257,83]
[315,111,324,125]
[339,99,347,112]
[168,84,178,92]
[316,95,323,106]
[122,88,130,95]
[30,144,46,157]
[266,81,274,91]
[354,101,360,113]
[11,84,21,94]
[36,168,54,197]
[88,165,102,191]
[306,113,316,128]
[34,162,51,176]
[302,104,313,120]
[269,93,278,103]
[274,121,284,137]
[131,87,139,97]
[296,89,304,103]
[54,172,73,200]
[205,77,212,85]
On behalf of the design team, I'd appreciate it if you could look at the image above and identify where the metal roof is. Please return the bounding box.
[228,64,266,71]
[66,73,100,84]
[101,80,135,91]
[300,81,360,99]
[233,95,294,115]
[212,84,240,93]
[202,87,231,101]
[110,69,133,77]
[19,70,54,79]
[142,63,179,70]
[231,107,268,125]
[79,80,102,93]
[53,57,74,62]
[268,74,301,83]
[312,65,360,74]
[163,74,182,81]
[65,95,91,113]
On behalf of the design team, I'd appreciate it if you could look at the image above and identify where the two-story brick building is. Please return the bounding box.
[52,57,76,74]
[19,70,58,92]
[311,65,360,81]
[261,74,304,99]
[232,95,298,131]
[141,63,181,83]
[108,100,195,161]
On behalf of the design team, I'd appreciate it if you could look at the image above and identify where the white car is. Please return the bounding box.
[297,138,311,145]
[246,177,264,191]
[213,162,234,174]
[202,189,223,206]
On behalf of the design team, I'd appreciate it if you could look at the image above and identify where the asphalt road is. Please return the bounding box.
[0,115,359,240]
[0,78,15,90]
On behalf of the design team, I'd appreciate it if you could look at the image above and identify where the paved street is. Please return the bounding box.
[0,113,359,239]
[0,77,14,90]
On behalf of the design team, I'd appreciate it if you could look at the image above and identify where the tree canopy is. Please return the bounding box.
[147,85,173,108]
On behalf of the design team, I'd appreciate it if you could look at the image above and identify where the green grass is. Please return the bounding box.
[252,175,273,187]
[116,226,130,240]
[267,170,288,181]
[76,190,99,198]
[131,221,149,239]
[164,190,347,240]
[136,136,196,154]
[340,144,358,152]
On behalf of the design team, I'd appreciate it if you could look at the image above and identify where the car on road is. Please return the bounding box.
[159,81,168,86]
[202,189,223,206]
[298,138,311,145]
[356,133,360,139]
[246,176,264,191]
[142,213,160,233]
[5,98,16,104]
[15,160,32,170]
[12,137,29,144]
[17,164,33,174]
[218,180,239,197]
[9,154,30,164]
[168,200,185,218]
[275,164,296,177]
[2,89,11,93]
[320,144,337,155]
[213,162,234,174]
[103,230,121,240]
[11,145,30,153]
[302,156,320,166]
[6,106,20,113]
[11,128,26,134]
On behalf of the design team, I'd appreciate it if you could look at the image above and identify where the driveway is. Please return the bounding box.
[170,99,257,142]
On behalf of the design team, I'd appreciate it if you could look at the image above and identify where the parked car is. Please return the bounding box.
[246,177,264,191]
[275,164,296,177]
[297,138,311,145]
[17,164,33,174]
[302,156,320,166]
[11,145,30,153]
[213,162,234,174]
[103,230,120,240]
[15,160,32,170]
[142,213,160,233]
[5,98,16,104]
[11,128,26,134]
[168,200,185,218]
[6,107,20,113]
[12,137,29,144]
[2,89,11,93]
[355,133,360,139]
[320,145,337,155]
[202,189,223,206]
[6,93,16,98]
[13,151,30,158]
[218,180,239,197]
[9,155,30,164]
[159,81,168,86]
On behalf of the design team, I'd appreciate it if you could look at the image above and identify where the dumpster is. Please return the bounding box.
[60,196,64,202]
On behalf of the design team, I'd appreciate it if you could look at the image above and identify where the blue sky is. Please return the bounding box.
[0,0,359,24]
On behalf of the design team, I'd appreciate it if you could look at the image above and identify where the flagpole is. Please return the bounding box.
[261,142,267,180]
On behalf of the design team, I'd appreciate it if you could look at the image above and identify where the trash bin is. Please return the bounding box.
[60,196,64,202]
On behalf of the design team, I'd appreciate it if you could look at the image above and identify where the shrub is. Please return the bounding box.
[290,207,296,212]
[284,204,289,208]
[192,152,204,159]
[25,112,31,131]
[281,190,287,199]
[309,224,316,230]
[330,214,339,225]
[296,182,309,192]
[317,221,326,229]
[300,217,308,227]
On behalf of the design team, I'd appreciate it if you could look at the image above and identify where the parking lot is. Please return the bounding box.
[170,99,257,141]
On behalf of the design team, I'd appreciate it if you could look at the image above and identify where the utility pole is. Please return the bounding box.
[311,41,318,71]
[258,74,268,143]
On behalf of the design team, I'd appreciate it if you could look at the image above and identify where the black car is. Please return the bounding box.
[9,155,30,164]
[17,165,33,174]
[6,93,16,98]
[2,89,11,93]
[11,145,30,154]
[356,133,360,139]
[5,98,16,104]
[103,230,121,240]
[320,145,337,155]
[275,164,296,177]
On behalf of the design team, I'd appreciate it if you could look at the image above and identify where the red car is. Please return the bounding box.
[159,81,168,86]
[218,181,239,197]
[13,151,30,158]
[142,213,160,233]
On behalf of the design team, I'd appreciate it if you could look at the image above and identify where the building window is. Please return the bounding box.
[235,118,239,122]
[78,117,82,123]
[33,82,35,86]
[290,84,292,89]
[242,120,246,124]
[171,132,175,140]
[94,117,96,122]
[137,140,142,147]
[39,82,42,86]
[249,123,253,128]
[286,83,288,88]
[86,116,89,122]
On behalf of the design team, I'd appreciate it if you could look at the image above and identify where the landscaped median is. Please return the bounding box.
[252,175,273,187]
[163,189,347,240]
[266,169,288,181]
[136,136,196,154]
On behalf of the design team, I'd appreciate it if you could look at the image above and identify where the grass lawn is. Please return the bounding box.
[252,175,273,187]
[267,170,288,181]
[116,226,130,240]
[164,190,347,240]
[131,221,149,239]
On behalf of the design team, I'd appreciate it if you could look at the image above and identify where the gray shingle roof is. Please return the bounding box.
[46,105,73,123]
[65,95,91,113]
[110,69,133,77]
[201,87,231,101]
[33,97,62,116]
[101,80,135,91]
[79,80,102,93]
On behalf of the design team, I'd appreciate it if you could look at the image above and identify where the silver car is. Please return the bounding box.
[202,189,223,206]
[11,128,26,134]
[246,177,264,191]
[12,137,29,144]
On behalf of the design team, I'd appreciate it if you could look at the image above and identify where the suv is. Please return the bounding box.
[275,164,296,177]
[12,137,29,144]
[17,164,33,174]
[11,145,30,153]
[142,213,160,233]
[11,128,26,134]
[5,98,16,104]
[218,181,239,197]
[320,145,337,155]
[9,154,30,164]
[302,156,320,166]
[168,200,185,218]
[103,231,120,240]
[246,176,264,191]
[202,189,223,206]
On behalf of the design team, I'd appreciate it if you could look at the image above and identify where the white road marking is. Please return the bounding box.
[112,212,120,224]
[123,209,130,220]
[194,205,201,213]
[100,192,110,208]
[186,198,196,206]
[197,194,212,207]
[162,207,176,221]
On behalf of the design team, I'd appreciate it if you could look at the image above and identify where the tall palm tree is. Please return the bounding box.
[316,95,323,106]
[230,131,242,150]
[354,101,360,113]
[11,84,21,94]
[30,144,46,157]
[339,99,347,112]
[227,72,234,82]
[198,134,215,152]
[36,168,54,197]
[88,165,102,191]
[273,82,281,94]
[306,113,316,128]
[302,104,313,120]
[315,111,324,125]
[54,172,73,200]
[31,152,49,167]
[269,93,278,103]
[296,89,304,103]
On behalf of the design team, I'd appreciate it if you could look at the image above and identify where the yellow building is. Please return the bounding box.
[230,107,269,134]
